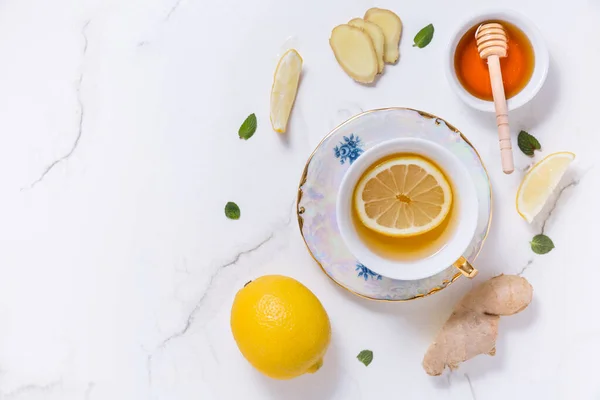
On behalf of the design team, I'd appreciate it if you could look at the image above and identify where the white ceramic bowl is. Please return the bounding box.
[445,9,549,112]
[336,138,479,281]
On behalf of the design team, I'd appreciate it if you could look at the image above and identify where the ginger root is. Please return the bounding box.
[329,24,378,83]
[348,18,386,73]
[422,275,533,376]
[364,8,402,64]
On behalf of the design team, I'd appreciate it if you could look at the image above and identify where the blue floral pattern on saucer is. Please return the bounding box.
[334,134,363,165]
[297,108,492,301]
[356,263,382,281]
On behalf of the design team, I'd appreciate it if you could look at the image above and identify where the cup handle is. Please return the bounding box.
[453,256,478,278]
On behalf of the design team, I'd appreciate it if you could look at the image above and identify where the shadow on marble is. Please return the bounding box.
[329,277,470,343]
[463,55,560,136]
[327,101,364,131]
[323,268,539,379]
[455,291,540,380]
[257,333,341,400]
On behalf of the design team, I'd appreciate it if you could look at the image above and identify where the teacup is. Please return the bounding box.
[336,138,479,281]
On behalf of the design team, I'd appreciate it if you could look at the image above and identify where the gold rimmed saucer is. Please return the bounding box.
[297,108,492,302]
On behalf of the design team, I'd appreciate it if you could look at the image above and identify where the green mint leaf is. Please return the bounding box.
[357,350,373,366]
[238,113,257,140]
[413,24,434,48]
[531,234,554,254]
[225,202,241,220]
[517,130,541,156]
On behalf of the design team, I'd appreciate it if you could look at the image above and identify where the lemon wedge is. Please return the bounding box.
[270,49,302,133]
[354,155,452,237]
[516,152,575,223]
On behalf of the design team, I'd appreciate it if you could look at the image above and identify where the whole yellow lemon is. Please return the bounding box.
[230,275,331,380]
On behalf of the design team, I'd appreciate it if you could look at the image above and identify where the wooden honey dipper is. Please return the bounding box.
[475,22,514,174]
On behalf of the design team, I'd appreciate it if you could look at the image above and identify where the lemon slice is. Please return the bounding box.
[270,49,302,133]
[354,156,452,237]
[516,151,575,223]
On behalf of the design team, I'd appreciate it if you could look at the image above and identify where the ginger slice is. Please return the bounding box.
[329,24,378,84]
[422,275,533,376]
[348,18,385,73]
[364,8,402,64]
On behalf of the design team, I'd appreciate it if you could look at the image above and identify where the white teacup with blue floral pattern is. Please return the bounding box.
[336,138,480,281]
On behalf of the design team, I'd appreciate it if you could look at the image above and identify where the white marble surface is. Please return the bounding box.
[2,0,599,399]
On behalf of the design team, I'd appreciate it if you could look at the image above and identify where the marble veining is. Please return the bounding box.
[164,0,184,22]
[25,20,90,190]
[514,171,587,277]
[2,0,599,399]
[146,198,296,388]
[4,381,62,400]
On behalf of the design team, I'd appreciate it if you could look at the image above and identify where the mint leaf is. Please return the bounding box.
[518,131,541,156]
[238,113,257,140]
[531,234,554,254]
[413,24,434,48]
[225,202,241,220]
[357,350,373,366]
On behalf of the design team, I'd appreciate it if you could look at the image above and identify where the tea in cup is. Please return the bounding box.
[336,138,479,281]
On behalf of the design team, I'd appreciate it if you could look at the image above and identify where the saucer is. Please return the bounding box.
[296,108,492,301]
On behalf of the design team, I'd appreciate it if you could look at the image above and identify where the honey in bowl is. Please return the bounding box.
[454,21,535,101]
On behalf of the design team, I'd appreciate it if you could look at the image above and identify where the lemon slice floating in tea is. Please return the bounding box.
[516,151,575,223]
[354,155,452,237]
